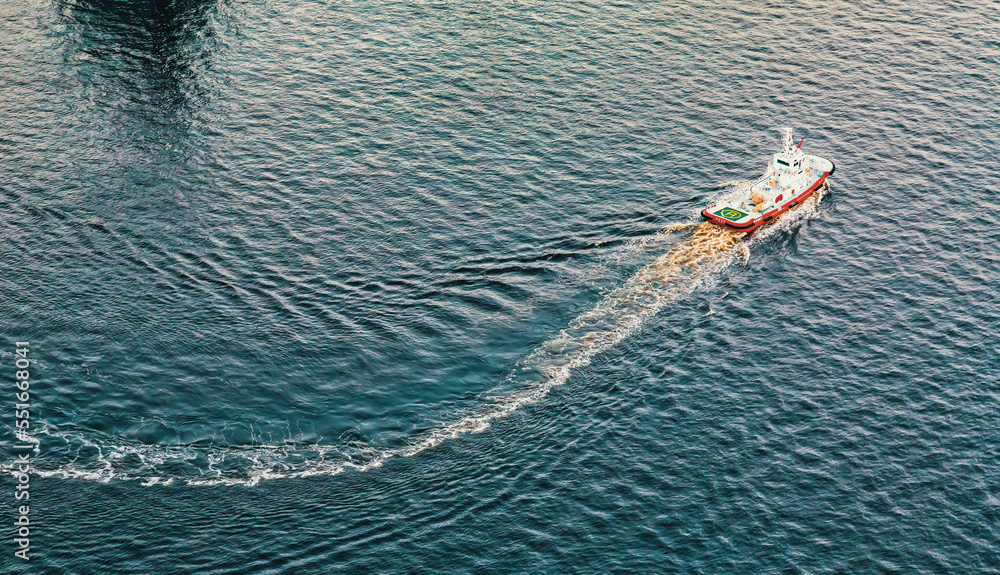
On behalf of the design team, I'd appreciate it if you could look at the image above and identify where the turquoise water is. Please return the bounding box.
[2,0,999,572]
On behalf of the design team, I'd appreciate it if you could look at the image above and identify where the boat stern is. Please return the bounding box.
[702,205,760,231]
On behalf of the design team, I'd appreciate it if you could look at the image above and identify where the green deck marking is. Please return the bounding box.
[714,207,748,221]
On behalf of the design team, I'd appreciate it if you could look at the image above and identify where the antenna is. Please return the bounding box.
[780,127,794,151]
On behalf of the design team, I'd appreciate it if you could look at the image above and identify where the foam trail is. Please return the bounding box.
[609,178,751,264]
[5,184,828,486]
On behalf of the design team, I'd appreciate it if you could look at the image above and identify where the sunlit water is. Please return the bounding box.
[1,0,999,572]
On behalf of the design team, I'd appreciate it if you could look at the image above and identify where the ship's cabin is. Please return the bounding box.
[775,157,801,169]
[774,151,804,167]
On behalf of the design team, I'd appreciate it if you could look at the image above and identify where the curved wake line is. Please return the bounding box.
[6,184,828,487]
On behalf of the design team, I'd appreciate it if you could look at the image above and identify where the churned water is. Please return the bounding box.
[2,0,999,572]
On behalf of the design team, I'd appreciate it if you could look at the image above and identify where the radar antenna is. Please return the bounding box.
[780,126,794,151]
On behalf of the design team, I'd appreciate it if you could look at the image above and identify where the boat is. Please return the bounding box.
[702,128,835,232]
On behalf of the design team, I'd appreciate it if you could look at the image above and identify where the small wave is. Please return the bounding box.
[713,179,754,190]
[4,184,829,486]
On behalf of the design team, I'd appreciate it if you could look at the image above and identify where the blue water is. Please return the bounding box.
[2,0,1000,572]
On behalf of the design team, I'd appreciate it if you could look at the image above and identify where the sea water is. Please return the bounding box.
[1,0,998,572]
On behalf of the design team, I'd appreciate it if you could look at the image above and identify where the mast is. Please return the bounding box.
[780,126,794,152]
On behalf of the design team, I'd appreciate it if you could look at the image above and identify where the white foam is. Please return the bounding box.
[2,184,828,486]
